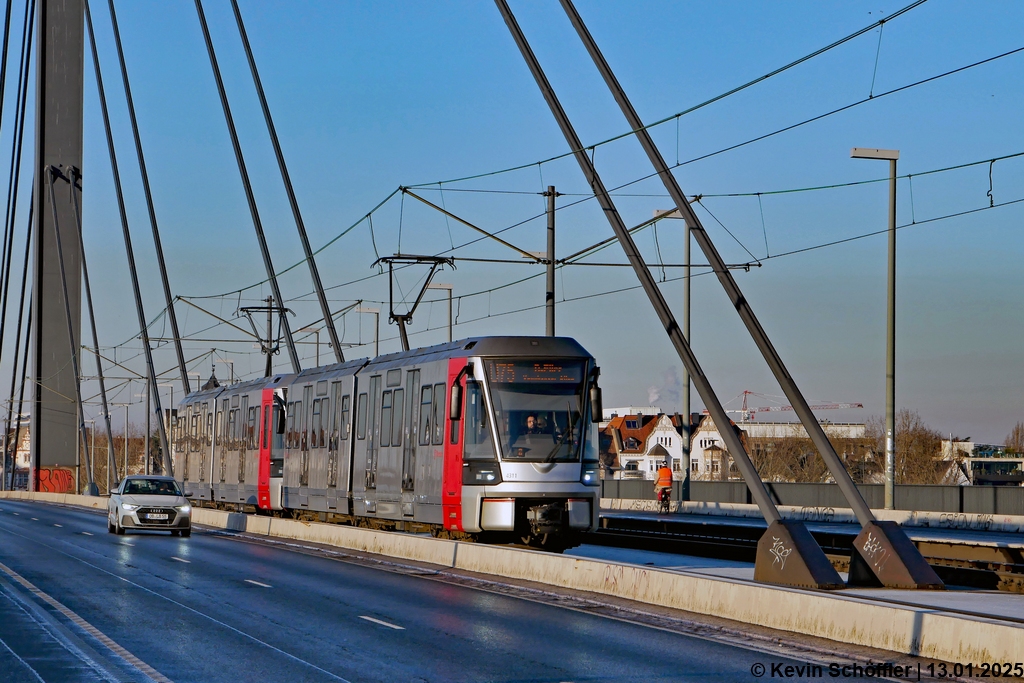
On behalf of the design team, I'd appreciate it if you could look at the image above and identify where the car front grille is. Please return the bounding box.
[135,507,177,525]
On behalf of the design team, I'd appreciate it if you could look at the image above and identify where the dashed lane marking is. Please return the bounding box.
[244,579,271,588]
[30,517,38,521]
[358,616,404,630]
[81,532,93,536]
[0,560,174,683]
[171,557,190,564]
[53,524,62,528]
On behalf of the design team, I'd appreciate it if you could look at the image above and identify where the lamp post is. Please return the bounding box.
[298,326,322,366]
[84,419,95,492]
[425,283,453,342]
[355,307,380,357]
[851,147,899,510]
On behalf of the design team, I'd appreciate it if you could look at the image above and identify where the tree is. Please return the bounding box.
[865,409,950,484]
[1006,422,1024,454]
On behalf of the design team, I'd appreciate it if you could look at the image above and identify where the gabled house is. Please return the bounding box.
[601,413,685,479]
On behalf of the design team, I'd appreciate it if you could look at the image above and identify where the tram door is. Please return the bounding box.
[258,388,274,510]
[442,359,469,531]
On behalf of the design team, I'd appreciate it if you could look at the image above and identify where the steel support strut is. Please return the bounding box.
[558,0,940,590]
[84,0,172,475]
[494,0,842,589]
[194,0,300,374]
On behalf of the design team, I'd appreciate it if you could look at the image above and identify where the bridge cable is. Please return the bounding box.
[6,295,26,490]
[0,0,32,384]
[106,0,192,396]
[229,0,343,364]
[0,191,26,492]
[83,0,172,475]
[193,0,300,374]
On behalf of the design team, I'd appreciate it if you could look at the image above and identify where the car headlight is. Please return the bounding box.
[121,503,138,511]
[176,504,191,513]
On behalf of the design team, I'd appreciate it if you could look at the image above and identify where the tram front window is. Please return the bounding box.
[487,360,587,463]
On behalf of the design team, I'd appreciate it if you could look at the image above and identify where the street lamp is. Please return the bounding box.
[298,326,322,366]
[851,146,899,510]
[355,307,380,357]
[425,283,453,343]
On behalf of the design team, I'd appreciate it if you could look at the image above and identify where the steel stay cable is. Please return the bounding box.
[84,0,172,474]
[1,195,28,491]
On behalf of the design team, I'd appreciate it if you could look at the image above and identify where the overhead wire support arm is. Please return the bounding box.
[372,254,454,352]
[194,0,300,374]
[106,0,191,396]
[228,0,342,364]
[84,0,173,476]
[401,187,543,262]
[557,0,940,589]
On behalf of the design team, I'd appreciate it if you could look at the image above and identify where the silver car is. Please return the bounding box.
[108,475,193,536]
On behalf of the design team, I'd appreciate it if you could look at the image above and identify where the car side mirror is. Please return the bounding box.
[449,383,463,421]
[183,491,194,498]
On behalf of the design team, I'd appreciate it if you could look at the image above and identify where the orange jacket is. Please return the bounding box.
[655,466,673,488]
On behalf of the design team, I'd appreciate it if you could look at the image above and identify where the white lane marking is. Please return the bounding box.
[244,579,271,588]
[0,560,174,683]
[12,512,18,515]
[2,524,353,682]
[81,532,93,536]
[171,557,190,564]
[358,615,404,630]
[53,524,62,528]
[0,633,46,683]
[30,517,38,521]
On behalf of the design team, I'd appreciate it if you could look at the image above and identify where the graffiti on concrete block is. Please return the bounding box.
[938,512,993,531]
[861,531,890,571]
[798,506,835,523]
[36,468,74,493]
[769,536,792,570]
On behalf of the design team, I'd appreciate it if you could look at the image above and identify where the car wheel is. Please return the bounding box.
[107,517,115,534]
[170,530,179,537]
[115,516,125,535]
[181,528,191,538]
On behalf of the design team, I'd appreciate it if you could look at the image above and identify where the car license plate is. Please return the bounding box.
[146,513,168,520]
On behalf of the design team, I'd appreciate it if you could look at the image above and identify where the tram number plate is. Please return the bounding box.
[145,513,168,520]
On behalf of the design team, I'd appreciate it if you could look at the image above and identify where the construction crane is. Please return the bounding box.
[704,390,864,422]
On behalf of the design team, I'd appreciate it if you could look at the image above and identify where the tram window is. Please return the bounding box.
[302,386,313,449]
[228,410,236,447]
[392,389,404,447]
[262,406,270,450]
[356,393,368,439]
[190,414,198,452]
[319,398,329,448]
[419,385,432,446]
[462,381,494,460]
[294,401,303,449]
[380,391,393,448]
[433,383,446,445]
[206,411,213,446]
[316,380,328,396]
[339,395,350,440]
[330,382,342,446]
[311,399,322,449]
[286,402,295,448]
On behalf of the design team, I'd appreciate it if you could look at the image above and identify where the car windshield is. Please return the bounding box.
[487,359,587,463]
[124,479,181,496]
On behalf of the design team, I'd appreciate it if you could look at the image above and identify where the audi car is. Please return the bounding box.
[108,475,193,536]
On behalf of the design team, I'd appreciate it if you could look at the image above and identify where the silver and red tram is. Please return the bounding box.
[172,336,602,550]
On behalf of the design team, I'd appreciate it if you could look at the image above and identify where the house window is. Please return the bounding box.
[625,419,639,429]
[673,460,681,472]
[691,461,699,473]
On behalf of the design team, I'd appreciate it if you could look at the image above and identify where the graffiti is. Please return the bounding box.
[769,536,792,570]
[861,532,890,571]
[938,512,993,531]
[798,506,835,523]
[36,468,74,493]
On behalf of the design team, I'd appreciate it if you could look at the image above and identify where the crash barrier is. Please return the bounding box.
[2,490,1021,663]
[603,479,1024,516]
[601,498,1024,535]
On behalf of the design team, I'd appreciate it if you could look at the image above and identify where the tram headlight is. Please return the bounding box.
[463,460,503,486]
[581,466,600,486]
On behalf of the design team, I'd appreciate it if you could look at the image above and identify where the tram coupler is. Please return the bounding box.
[753,520,845,590]
[847,520,944,589]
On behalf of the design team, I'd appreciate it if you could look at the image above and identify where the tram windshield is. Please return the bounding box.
[487,359,588,463]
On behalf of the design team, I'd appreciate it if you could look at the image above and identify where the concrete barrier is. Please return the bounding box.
[602,498,1024,535]
[4,491,1021,662]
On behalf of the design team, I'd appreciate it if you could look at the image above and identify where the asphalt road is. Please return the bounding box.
[0,499,829,683]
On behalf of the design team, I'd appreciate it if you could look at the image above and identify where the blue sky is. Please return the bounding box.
[2,0,1022,442]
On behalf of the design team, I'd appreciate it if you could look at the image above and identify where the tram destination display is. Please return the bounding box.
[488,360,583,384]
